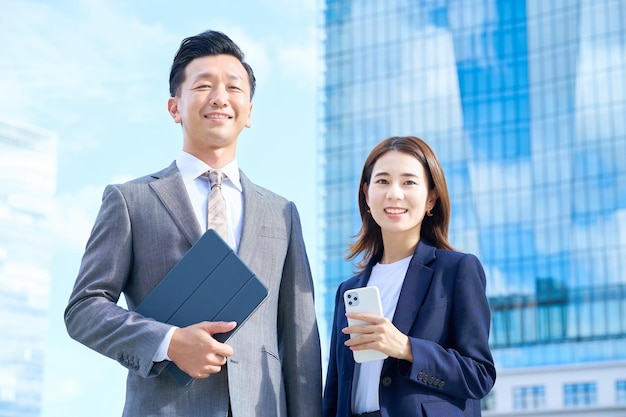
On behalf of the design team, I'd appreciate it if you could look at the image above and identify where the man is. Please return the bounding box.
[65,30,322,417]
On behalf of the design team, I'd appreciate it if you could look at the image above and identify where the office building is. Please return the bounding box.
[319,0,626,414]
[0,120,57,417]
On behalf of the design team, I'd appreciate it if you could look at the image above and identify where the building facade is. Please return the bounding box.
[0,120,57,417]
[319,0,626,414]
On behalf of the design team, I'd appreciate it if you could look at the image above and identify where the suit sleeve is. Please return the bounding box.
[64,184,172,378]
[278,202,323,417]
[399,253,496,400]
[322,286,342,417]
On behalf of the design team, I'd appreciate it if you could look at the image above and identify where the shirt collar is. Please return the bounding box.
[176,151,242,192]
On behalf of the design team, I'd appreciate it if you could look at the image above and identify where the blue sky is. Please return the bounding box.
[0,1,320,415]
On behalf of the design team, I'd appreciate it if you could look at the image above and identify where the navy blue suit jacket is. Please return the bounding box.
[323,240,496,417]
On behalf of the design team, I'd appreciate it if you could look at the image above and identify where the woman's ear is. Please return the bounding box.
[427,190,439,212]
[363,182,370,207]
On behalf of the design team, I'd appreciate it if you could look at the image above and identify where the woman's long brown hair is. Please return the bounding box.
[347,136,454,270]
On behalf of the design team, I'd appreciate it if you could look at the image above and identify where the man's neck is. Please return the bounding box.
[183,146,236,169]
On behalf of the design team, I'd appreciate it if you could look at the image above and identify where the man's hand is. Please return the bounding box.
[168,321,237,378]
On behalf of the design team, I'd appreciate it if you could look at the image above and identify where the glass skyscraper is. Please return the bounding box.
[0,120,57,417]
[320,0,626,414]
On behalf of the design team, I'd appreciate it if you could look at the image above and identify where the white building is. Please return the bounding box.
[484,361,626,416]
[0,119,57,417]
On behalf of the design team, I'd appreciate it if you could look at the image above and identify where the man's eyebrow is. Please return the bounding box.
[192,72,243,81]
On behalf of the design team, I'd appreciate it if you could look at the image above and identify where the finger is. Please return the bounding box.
[195,365,222,379]
[210,339,235,358]
[209,353,227,363]
[342,323,376,335]
[345,312,385,325]
[346,337,375,350]
[345,332,372,345]
[199,321,237,334]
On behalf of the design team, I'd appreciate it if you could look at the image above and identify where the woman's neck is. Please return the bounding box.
[380,233,419,264]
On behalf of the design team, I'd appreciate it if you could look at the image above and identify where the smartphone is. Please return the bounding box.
[343,286,389,363]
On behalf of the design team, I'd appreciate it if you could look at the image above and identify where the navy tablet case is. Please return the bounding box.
[135,229,269,386]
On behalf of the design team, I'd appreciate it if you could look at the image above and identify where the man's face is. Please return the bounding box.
[168,54,253,161]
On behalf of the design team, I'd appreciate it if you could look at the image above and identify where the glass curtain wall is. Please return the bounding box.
[320,0,626,370]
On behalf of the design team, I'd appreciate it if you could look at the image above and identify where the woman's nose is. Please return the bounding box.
[386,183,403,199]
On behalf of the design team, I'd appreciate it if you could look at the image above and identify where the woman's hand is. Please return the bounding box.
[342,312,413,362]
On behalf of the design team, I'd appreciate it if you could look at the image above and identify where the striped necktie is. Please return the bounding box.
[206,170,227,240]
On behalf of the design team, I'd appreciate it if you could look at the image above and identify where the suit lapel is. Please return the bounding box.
[237,171,266,260]
[391,240,437,335]
[149,162,202,246]
[379,241,437,373]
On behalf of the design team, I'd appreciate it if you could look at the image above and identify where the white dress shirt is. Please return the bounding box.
[152,151,245,362]
[176,150,244,250]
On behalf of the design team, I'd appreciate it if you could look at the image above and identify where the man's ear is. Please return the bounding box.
[245,102,253,129]
[168,97,181,123]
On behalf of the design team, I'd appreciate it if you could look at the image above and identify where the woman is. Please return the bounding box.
[323,136,496,417]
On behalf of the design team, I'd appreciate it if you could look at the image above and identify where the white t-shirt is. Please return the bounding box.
[352,255,412,414]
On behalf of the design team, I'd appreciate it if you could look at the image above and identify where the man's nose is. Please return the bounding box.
[209,85,228,106]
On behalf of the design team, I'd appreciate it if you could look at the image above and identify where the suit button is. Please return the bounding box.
[418,372,424,380]
[439,381,445,388]
[428,376,435,385]
[382,376,392,387]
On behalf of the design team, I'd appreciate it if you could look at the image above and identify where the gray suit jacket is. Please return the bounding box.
[65,162,322,417]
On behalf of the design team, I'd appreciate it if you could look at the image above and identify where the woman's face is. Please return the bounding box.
[364,150,437,242]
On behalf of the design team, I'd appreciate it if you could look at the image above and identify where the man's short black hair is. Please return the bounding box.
[169,30,256,99]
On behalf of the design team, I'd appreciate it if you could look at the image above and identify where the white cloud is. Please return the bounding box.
[43,376,81,405]
[57,131,102,155]
[42,343,126,417]
[51,184,104,251]
[0,0,319,154]
[49,172,167,252]
[261,0,317,16]
[0,0,176,145]
[217,26,274,90]
[212,23,318,92]
[275,27,319,88]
